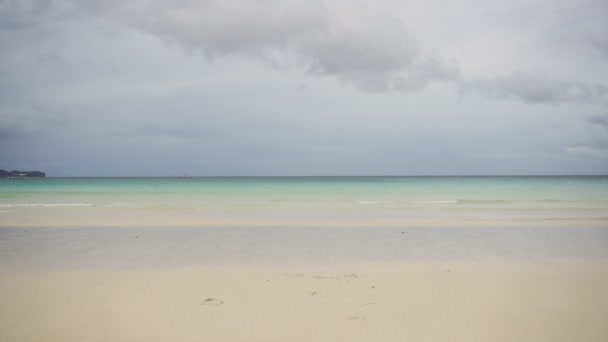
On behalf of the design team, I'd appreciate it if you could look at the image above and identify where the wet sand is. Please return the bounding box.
[1,226,608,341]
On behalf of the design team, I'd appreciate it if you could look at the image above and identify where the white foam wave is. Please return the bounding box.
[0,203,94,208]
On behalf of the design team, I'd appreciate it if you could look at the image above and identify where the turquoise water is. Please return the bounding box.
[1,176,607,227]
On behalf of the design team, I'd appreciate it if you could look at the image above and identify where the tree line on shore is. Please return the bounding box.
[0,170,46,178]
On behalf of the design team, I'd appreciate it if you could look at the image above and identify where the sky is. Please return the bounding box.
[1,0,607,176]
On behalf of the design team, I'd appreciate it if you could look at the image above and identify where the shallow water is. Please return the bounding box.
[1,176,608,227]
[2,226,608,271]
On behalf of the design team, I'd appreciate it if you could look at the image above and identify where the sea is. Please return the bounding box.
[2,176,608,268]
[1,176,607,228]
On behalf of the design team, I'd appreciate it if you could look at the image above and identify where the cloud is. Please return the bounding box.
[298,8,459,91]
[0,108,47,140]
[8,0,603,98]
[566,115,608,160]
[135,0,329,56]
[103,0,605,96]
[1,0,608,175]
[587,115,608,130]
[467,70,608,105]
[0,0,49,29]
[566,144,608,160]
[549,0,608,61]
[68,0,459,92]
[0,0,77,30]
[496,0,608,62]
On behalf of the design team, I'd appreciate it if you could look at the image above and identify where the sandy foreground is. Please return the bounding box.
[1,260,608,342]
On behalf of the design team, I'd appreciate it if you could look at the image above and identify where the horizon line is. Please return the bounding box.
[25,174,608,178]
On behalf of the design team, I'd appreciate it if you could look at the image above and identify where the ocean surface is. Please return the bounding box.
[1,176,607,228]
[2,176,608,270]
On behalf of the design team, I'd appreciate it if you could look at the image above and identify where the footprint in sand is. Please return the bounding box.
[200,298,224,306]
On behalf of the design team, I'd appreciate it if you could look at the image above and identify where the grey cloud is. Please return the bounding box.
[468,71,608,105]
[304,14,460,92]
[137,0,329,56]
[305,15,416,75]
[497,0,608,62]
[81,0,603,96]
[566,138,608,160]
[3,0,605,99]
[0,0,75,30]
[0,108,47,140]
[107,123,206,144]
[70,0,457,92]
[566,116,608,160]
[2,0,608,175]
[393,58,459,92]
[0,0,48,29]
[587,115,608,130]
[551,0,608,60]
[589,35,608,60]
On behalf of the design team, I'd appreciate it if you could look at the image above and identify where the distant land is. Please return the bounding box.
[0,170,46,178]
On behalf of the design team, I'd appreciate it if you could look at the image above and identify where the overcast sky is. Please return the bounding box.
[1,0,607,176]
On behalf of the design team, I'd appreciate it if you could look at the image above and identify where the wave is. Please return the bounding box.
[0,203,93,207]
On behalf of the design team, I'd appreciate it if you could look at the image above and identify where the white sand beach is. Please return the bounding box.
[2,260,608,342]
[1,226,608,341]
